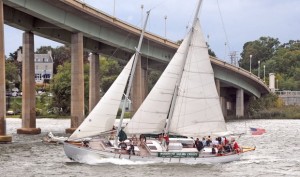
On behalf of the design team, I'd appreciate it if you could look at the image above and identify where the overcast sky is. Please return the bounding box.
[4,0,300,62]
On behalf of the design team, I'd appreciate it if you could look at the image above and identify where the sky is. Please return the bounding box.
[3,0,300,62]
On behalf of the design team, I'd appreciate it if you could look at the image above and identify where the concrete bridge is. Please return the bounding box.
[0,0,270,142]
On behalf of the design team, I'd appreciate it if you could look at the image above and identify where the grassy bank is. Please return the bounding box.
[226,105,300,120]
[251,106,300,119]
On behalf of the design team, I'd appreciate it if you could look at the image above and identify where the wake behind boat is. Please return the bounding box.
[63,0,255,164]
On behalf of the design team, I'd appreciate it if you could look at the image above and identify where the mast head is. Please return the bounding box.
[192,0,203,27]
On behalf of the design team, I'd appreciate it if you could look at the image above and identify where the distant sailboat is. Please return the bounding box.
[63,0,255,164]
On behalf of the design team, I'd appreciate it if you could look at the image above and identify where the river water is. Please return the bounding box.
[1,118,300,177]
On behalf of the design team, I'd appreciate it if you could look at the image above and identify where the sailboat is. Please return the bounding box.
[63,0,255,164]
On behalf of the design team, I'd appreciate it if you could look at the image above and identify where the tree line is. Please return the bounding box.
[239,37,300,91]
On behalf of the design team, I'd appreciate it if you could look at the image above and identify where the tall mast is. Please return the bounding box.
[192,0,203,28]
[115,11,150,146]
[164,0,203,135]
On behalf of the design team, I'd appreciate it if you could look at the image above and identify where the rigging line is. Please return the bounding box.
[217,0,231,51]
[148,0,169,11]
[106,32,132,60]
[107,11,153,61]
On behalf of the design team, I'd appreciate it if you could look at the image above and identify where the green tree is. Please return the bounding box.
[5,61,19,82]
[99,56,121,93]
[49,55,124,116]
[50,61,90,115]
[148,69,162,92]
[6,47,22,90]
[208,48,216,57]
[268,40,300,90]
[240,37,300,90]
[239,36,280,70]
[247,93,278,115]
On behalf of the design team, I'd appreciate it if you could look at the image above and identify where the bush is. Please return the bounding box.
[249,106,300,119]
[246,93,300,119]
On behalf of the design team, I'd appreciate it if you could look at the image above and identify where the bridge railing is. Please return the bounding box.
[210,57,270,92]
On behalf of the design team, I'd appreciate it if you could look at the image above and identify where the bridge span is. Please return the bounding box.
[0,0,270,142]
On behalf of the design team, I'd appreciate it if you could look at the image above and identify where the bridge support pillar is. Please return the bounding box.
[0,1,12,142]
[66,32,84,134]
[89,53,100,112]
[17,31,41,134]
[131,55,147,114]
[215,79,220,96]
[220,97,227,117]
[236,88,244,118]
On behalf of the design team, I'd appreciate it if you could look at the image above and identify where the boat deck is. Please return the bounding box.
[84,138,152,157]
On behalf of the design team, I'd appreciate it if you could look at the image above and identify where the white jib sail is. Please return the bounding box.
[125,32,191,135]
[168,19,227,137]
[69,55,135,140]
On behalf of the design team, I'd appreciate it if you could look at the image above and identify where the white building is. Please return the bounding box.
[18,50,54,84]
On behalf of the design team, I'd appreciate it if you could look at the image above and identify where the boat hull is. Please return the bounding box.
[63,142,242,164]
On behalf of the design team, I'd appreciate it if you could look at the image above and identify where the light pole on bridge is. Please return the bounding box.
[113,0,115,17]
[249,54,252,73]
[164,15,167,38]
[263,65,266,82]
[258,60,260,78]
[141,5,144,28]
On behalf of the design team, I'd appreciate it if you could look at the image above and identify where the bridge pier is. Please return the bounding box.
[215,79,225,115]
[89,53,100,112]
[17,31,41,135]
[0,0,12,142]
[220,97,227,117]
[131,56,147,114]
[236,88,244,118]
[215,79,220,96]
[66,32,85,134]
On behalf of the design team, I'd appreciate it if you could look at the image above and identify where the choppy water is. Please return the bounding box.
[1,118,300,177]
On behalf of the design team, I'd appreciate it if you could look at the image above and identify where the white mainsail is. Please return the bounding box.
[69,55,135,140]
[125,33,190,134]
[126,3,228,137]
[168,19,227,137]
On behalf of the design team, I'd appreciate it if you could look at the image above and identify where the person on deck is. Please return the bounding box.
[223,136,231,153]
[206,136,212,146]
[132,134,138,145]
[212,138,219,146]
[195,138,204,151]
[202,137,207,147]
[232,138,241,153]
[194,138,199,148]
[110,126,116,140]
[139,134,146,145]
[82,140,89,147]
[119,141,127,151]
[163,133,170,151]
[128,140,135,155]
